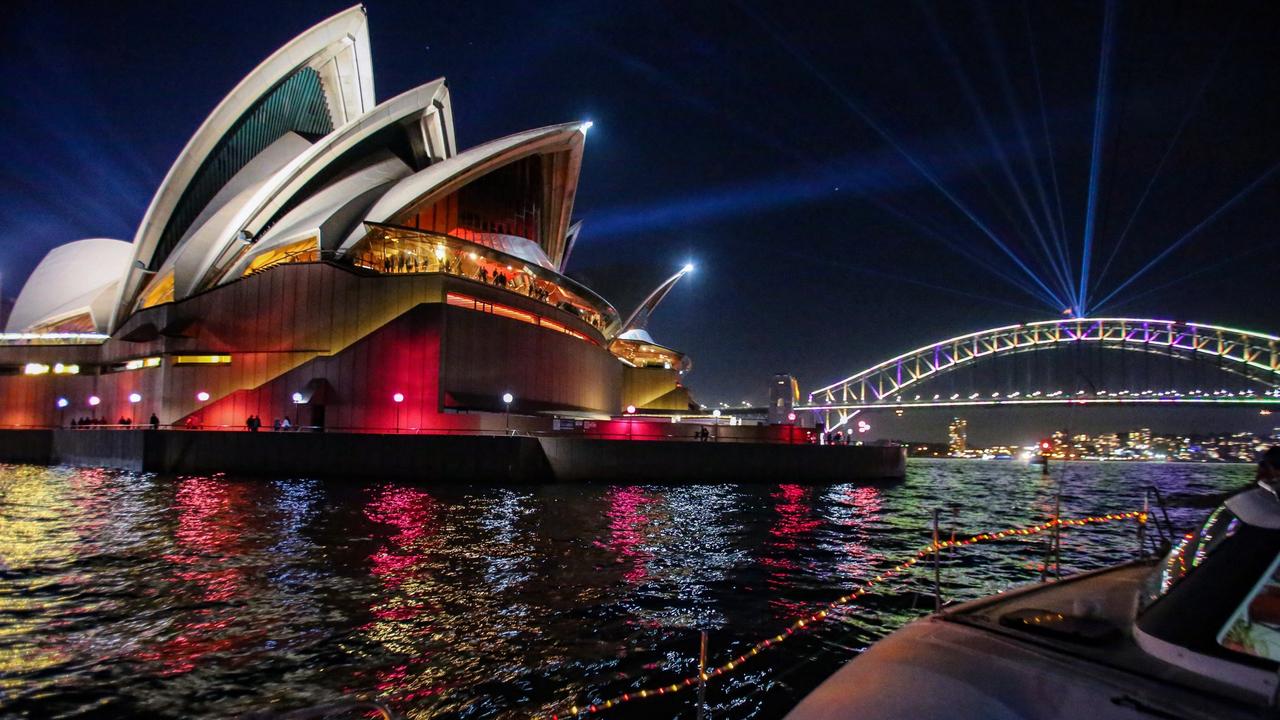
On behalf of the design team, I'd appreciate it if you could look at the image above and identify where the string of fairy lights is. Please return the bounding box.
[540,509,1148,720]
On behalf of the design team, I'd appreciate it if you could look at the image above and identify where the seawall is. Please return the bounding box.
[0,430,906,484]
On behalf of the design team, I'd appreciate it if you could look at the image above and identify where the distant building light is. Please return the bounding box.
[88,395,101,407]
[128,393,142,403]
[23,363,49,375]
[393,392,405,403]
[52,363,79,374]
[196,391,210,402]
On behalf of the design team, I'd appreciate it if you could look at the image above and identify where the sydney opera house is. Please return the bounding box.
[0,6,694,432]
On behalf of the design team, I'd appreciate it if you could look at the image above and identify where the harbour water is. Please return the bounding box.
[0,459,1250,718]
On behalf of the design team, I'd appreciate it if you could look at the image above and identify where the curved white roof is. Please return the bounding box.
[224,152,412,278]
[113,5,375,330]
[172,79,453,298]
[339,121,588,266]
[7,239,132,333]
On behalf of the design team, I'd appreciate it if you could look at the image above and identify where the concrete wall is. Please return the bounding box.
[0,429,906,484]
[538,437,905,483]
[0,429,53,465]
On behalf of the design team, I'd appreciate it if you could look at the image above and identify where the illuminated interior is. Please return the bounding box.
[609,338,689,371]
[171,355,232,365]
[348,223,618,335]
[139,271,175,310]
[242,236,320,276]
[28,312,96,335]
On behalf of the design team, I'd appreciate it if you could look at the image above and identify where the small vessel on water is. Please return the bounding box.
[787,483,1280,719]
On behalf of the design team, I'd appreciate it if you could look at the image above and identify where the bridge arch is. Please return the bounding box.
[804,318,1280,420]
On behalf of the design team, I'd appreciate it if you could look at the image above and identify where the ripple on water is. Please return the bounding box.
[0,459,1251,718]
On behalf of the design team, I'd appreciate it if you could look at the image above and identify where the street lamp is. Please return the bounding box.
[393,392,405,433]
[88,395,101,407]
[291,391,304,429]
[56,397,68,427]
[502,392,514,431]
[712,408,721,442]
[196,391,210,402]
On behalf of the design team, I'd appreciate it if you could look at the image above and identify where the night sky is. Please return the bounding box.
[1,1,1278,444]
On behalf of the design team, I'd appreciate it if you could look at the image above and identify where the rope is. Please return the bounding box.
[539,509,1147,719]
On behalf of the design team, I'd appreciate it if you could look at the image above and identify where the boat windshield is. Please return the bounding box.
[1142,505,1243,608]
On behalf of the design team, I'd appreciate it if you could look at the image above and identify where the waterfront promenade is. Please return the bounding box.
[0,428,906,483]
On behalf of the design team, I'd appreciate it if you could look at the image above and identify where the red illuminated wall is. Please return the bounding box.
[396,155,545,245]
[0,261,621,430]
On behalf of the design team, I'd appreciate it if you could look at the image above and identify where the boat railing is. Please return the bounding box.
[533,507,1151,720]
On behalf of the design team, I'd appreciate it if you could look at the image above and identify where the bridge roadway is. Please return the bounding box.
[797,317,1280,427]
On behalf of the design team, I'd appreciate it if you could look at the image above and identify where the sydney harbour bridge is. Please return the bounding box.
[799,317,1280,432]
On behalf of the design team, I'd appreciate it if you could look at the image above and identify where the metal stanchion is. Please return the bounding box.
[1053,484,1063,580]
[1138,489,1149,556]
[697,630,709,720]
[933,509,942,612]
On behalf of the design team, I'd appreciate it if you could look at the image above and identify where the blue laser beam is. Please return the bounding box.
[1093,239,1279,315]
[921,1,1075,306]
[1091,20,1237,297]
[1077,0,1118,316]
[1093,160,1280,310]
[778,247,1048,315]
[867,194,1057,305]
[736,1,1068,311]
[1023,0,1074,286]
[973,0,1078,304]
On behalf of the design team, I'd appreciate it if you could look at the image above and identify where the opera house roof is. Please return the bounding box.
[6,5,626,338]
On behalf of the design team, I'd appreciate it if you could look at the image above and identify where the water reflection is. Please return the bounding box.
[0,460,1254,719]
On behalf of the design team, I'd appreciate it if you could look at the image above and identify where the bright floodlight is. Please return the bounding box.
[582,120,594,133]
[502,392,514,404]
[196,391,210,402]
[128,393,142,403]
[392,392,405,403]
[291,391,304,404]
[56,397,69,408]
[88,395,101,406]
[681,263,695,274]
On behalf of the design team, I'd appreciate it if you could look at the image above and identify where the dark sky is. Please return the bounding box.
[1,1,1278,441]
